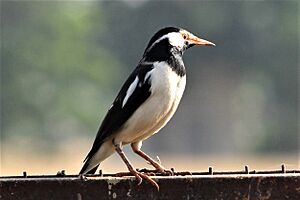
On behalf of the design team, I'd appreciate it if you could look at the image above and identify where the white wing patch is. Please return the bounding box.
[122,76,139,108]
[144,70,153,83]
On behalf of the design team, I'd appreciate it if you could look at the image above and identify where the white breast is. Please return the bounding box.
[114,62,186,144]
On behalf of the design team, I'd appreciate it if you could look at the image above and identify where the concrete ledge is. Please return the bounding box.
[1,172,300,200]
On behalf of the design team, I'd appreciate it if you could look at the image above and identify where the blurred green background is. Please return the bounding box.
[1,1,299,175]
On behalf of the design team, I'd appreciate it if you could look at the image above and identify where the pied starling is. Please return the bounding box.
[79,27,215,189]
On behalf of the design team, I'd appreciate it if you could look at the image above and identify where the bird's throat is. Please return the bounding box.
[167,52,186,77]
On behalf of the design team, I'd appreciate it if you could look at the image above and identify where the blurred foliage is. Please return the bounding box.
[1,1,298,155]
[1,2,123,149]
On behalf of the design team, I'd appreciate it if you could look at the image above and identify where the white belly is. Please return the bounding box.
[114,62,186,144]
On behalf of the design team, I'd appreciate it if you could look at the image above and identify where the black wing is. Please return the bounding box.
[83,63,154,163]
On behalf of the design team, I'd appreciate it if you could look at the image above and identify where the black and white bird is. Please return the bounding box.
[79,27,215,188]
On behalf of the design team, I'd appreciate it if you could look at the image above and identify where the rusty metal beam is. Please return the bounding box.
[1,172,300,200]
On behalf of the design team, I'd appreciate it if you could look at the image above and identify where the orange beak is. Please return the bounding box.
[188,34,216,46]
[189,36,216,46]
[182,31,216,46]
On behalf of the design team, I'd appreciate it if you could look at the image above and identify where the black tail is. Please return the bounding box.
[79,140,104,175]
[79,162,100,175]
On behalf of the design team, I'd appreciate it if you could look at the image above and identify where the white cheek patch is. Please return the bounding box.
[167,32,185,49]
[148,32,185,52]
[122,76,139,108]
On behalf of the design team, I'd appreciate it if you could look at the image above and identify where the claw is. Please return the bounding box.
[138,172,159,190]
[134,172,143,185]
[154,166,173,175]
[132,170,159,190]
[118,170,159,190]
[163,169,174,176]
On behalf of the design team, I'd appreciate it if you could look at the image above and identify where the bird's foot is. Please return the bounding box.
[149,162,173,176]
[116,170,159,190]
[155,167,174,176]
[135,171,159,190]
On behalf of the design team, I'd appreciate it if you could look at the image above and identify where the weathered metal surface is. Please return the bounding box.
[1,170,300,200]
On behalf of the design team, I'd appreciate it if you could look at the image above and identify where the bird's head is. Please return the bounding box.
[142,27,215,62]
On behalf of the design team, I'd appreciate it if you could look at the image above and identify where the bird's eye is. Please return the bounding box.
[183,35,187,39]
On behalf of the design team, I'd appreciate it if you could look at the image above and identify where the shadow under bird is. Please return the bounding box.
[79,27,215,189]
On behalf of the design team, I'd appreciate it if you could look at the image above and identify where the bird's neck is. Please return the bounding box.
[168,48,186,77]
[142,46,186,77]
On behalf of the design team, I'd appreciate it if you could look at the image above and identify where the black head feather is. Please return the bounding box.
[142,27,186,77]
[144,27,181,53]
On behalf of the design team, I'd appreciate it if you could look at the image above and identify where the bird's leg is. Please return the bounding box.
[113,141,159,189]
[131,142,172,174]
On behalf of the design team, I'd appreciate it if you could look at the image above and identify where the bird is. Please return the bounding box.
[79,27,215,189]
